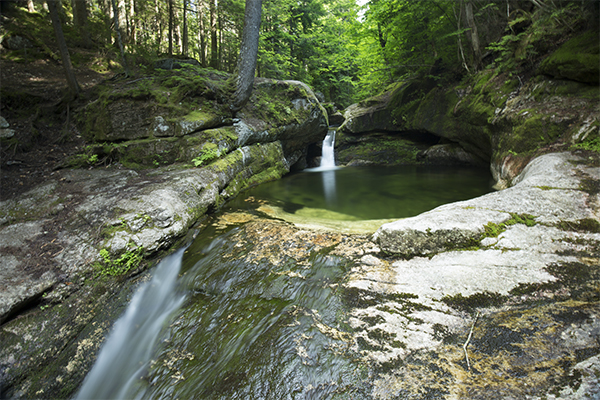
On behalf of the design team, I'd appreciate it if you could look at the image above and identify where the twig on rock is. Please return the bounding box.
[464,311,480,371]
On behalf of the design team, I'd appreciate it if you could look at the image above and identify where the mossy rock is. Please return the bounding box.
[336,133,428,166]
[538,30,600,84]
[76,65,231,143]
[72,126,239,169]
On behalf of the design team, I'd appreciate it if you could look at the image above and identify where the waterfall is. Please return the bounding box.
[320,129,336,169]
[75,249,186,400]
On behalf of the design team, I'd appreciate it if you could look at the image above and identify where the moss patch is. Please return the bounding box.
[482,213,537,239]
[539,30,600,84]
[441,291,508,313]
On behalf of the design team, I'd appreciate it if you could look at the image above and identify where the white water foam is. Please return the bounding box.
[307,129,340,172]
[75,248,186,400]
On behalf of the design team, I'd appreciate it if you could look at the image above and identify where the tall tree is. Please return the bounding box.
[47,0,80,97]
[168,0,174,55]
[182,0,189,56]
[111,0,130,75]
[230,0,262,113]
[197,0,207,65]
[209,0,218,68]
[72,0,92,48]
[464,0,481,69]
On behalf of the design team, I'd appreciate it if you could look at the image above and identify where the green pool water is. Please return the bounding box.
[229,165,494,221]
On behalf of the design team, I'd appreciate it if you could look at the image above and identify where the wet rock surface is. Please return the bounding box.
[0,150,598,399]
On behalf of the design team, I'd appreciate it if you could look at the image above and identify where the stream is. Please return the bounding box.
[76,134,494,399]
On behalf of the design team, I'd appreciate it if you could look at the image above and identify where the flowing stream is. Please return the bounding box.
[75,139,494,399]
[75,249,187,399]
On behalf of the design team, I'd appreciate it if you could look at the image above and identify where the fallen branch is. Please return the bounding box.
[463,311,480,371]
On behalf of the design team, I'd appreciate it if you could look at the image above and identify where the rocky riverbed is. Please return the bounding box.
[1,149,598,398]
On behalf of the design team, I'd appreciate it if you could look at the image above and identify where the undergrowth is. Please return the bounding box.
[94,246,143,277]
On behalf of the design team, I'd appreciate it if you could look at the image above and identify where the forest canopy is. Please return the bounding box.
[1,0,597,107]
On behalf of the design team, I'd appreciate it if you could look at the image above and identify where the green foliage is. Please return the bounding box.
[95,246,143,277]
[572,135,600,152]
[258,0,361,107]
[66,145,102,167]
[357,0,469,97]
[487,2,591,73]
[192,145,222,167]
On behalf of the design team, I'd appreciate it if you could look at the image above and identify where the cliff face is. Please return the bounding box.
[338,29,599,187]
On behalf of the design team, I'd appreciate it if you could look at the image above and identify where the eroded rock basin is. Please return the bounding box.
[90,153,599,398]
[1,152,599,399]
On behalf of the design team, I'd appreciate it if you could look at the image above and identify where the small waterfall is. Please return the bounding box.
[75,249,186,400]
[320,129,337,169]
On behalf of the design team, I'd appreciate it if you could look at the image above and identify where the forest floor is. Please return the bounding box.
[0,58,112,201]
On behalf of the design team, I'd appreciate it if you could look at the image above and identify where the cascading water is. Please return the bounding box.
[305,129,339,205]
[75,249,186,400]
[75,228,366,399]
[319,129,337,169]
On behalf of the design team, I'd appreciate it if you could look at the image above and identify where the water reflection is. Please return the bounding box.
[233,165,494,221]
[321,170,337,206]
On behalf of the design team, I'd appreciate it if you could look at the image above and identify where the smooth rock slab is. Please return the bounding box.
[374,152,596,256]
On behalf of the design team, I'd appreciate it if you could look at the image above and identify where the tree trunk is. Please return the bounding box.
[72,0,92,48]
[168,0,174,55]
[111,0,130,76]
[129,0,137,45]
[47,0,80,97]
[230,0,262,113]
[198,0,206,66]
[465,0,481,68]
[209,0,218,68]
[154,0,162,54]
[117,0,128,43]
[454,3,470,73]
[183,0,188,56]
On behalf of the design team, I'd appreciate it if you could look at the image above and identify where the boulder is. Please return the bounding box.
[1,35,32,50]
[373,152,596,257]
[342,58,598,186]
[76,69,328,168]
[419,143,487,166]
[339,86,403,134]
[236,79,328,156]
[538,30,600,84]
[329,111,344,127]
[154,58,202,70]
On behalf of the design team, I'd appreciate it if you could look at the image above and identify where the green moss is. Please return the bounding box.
[473,70,496,93]
[482,213,537,238]
[77,64,231,143]
[337,135,424,165]
[244,81,312,128]
[499,111,567,157]
[539,30,600,84]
